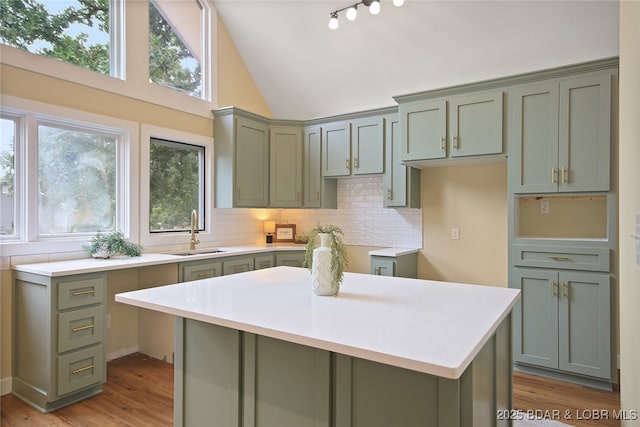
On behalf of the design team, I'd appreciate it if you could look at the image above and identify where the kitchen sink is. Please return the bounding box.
[171,249,225,256]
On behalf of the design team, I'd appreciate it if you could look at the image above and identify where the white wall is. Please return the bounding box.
[619,1,640,422]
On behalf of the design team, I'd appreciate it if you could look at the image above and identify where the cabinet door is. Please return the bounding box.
[351,116,384,175]
[370,257,395,276]
[255,255,275,270]
[270,126,303,207]
[304,126,322,208]
[223,257,255,275]
[399,99,447,161]
[449,91,503,158]
[235,117,269,207]
[322,122,351,177]
[511,268,559,369]
[558,75,611,192]
[181,261,222,282]
[383,115,420,208]
[509,83,559,193]
[275,252,305,267]
[558,272,611,379]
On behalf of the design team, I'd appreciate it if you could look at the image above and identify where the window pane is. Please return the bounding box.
[38,124,116,234]
[149,138,203,232]
[0,117,16,237]
[149,0,202,98]
[0,0,111,74]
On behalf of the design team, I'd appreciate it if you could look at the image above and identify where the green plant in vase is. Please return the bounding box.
[83,231,143,258]
[303,223,348,292]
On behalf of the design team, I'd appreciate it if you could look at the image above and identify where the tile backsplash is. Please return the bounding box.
[213,176,422,248]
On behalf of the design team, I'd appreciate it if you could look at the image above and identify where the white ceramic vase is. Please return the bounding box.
[312,233,338,296]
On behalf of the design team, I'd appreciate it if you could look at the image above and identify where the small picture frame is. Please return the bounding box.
[274,224,296,243]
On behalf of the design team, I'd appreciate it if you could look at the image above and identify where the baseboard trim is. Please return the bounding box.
[1,376,12,396]
[107,345,139,361]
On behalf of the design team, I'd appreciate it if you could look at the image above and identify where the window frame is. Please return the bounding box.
[140,124,213,250]
[0,95,139,257]
[0,0,217,118]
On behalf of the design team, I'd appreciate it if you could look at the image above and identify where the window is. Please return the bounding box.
[149,138,204,232]
[149,0,203,98]
[0,96,138,253]
[0,116,17,237]
[0,0,115,75]
[37,123,117,235]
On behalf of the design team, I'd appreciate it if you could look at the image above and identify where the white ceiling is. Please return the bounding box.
[212,0,619,120]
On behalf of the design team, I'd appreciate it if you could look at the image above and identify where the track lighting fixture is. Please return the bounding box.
[327,0,402,30]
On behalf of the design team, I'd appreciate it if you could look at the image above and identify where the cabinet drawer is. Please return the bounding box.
[57,344,105,396]
[57,275,105,310]
[182,262,222,282]
[512,245,609,272]
[223,257,255,275]
[58,305,104,353]
[275,253,304,267]
[255,255,274,270]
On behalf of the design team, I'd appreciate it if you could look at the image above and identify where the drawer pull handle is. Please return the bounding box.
[440,136,446,150]
[72,364,94,375]
[72,289,95,296]
[561,281,569,299]
[561,166,568,184]
[197,272,212,278]
[552,280,558,297]
[548,256,570,261]
[551,167,557,184]
[72,324,95,332]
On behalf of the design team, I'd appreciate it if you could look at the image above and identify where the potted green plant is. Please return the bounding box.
[83,231,143,258]
[303,223,348,295]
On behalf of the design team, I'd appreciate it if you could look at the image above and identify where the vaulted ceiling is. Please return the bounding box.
[213,0,619,120]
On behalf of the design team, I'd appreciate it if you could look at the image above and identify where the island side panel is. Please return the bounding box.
[174,318,242,427]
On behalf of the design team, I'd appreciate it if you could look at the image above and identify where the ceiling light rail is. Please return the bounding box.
[328,0,404,30]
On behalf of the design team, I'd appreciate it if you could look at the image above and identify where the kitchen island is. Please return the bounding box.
[115,266,520,427]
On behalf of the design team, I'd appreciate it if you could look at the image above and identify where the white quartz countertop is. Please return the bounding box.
[12,245,304,277]
[115,266,520,379]
[368,247,420,257]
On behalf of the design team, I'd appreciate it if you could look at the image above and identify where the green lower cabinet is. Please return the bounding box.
[174,317,511,427]
[275,251,305,267]
[179,259,223,282]
[223,256,255,275]
[254,254,275,270]
[370,252,418,278]
[12,271,107,412]
[512,268,612,384]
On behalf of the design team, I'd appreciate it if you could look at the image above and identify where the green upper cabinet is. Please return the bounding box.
[351,116,384,175]
[322,116,384,177]
[398,99,447,161]
[509,73,611,193]
[398,91,503,163]
[214,108,270,208]
[304,126,337,209]
[270,126,303,208]
[322,121,351,177]
[449,92,503,158]
[382,114,420,208]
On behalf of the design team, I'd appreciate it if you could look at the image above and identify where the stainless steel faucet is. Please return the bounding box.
[189,209,200,250]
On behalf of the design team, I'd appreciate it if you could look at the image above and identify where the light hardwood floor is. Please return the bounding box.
[1,353,621,426]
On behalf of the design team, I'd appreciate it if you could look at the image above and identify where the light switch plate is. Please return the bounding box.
[451,228,460,240]
[540,201,550,214]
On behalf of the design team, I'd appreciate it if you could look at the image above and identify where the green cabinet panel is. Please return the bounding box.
[382,114,420,208]
[399,99,447,161]
[270,126,303,207]
[449,92,503,158]
[223,256,255,275]
[179,260,223,282]
[399,91,503,163]
[214,109,270,208]
[304,126,338,209]
[351,116,384,175]
[235,117,270,206]
[322,121,351,177]
[510,74,611,193]
[255,254,274,270]
[275,251,305,267]
[370,252,418,279]
[13,272,106,412]
[512,268,612,381]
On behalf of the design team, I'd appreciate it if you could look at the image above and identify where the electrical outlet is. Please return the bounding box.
[0,256,10,271]
[106,314,111,328]
[540,201,550,214]
[451,228,460,240]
